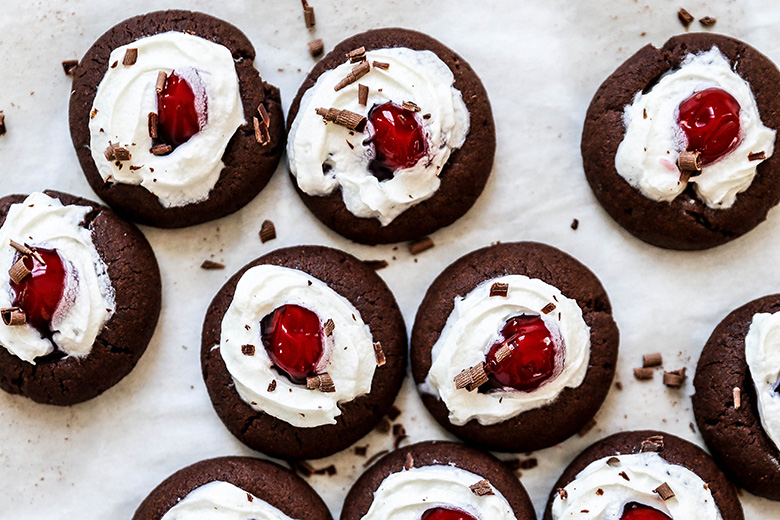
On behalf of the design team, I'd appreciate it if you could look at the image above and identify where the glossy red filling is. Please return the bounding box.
[421,507,478,520]
[261,304,324,383]
[621,502,672,520]
[157,71,204,148]
[10,248,66,334]
[365,101,427,180]
[677,87,741,165]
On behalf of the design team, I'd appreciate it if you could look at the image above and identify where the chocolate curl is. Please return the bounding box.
[642,352,663,368]
[640,435,664,453]
[315,107,367,131]
[358,84,369,106]
[307,373,335,392]
[301,0,315,28]
[122,48,138,66]
[1,307,26,326]
[654,482,675,501]
[677,151,702,183]
[148,112,158,139]
[541,302,556,314]
[493,344,512,363]
[334,61,370,91]
[10,240,44,265]
[490,282,508,297]
[323,318,335,336]
[259,220,276,243]
[373,341,386,367]
[155,71,167,94]
[8,256,31,284]
[402,101,421,112]
[346,46,366,63]
[454,362,490,391]
[633,367,654,380]
[663,367,687,388]
[151,144,172,156]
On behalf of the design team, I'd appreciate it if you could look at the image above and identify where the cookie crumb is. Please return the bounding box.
[615,381,623,390]
[354,445,368,456]
[200,260,225,270]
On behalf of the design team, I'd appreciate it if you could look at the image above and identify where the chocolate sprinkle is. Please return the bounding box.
[408,236,434,255]
[490,282,509,297]
[470,479,494,496]
[62,59,79,76]
[259,220,276,243]
[200,260,225,270]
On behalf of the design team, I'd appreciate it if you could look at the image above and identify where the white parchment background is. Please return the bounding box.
[0,0,778,518]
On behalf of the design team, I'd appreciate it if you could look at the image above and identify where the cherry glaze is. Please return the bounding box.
[486,314,558,392]
[365,101,427,180]
[677,87,741,165]
[10,248,66,334]
[621,502,672,520]
[261,304,324,383]
[157,71,203,148]
[421,507,478,520]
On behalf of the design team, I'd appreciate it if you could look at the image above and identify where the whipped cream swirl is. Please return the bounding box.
[745,311,780,450]
[160,481,295,520]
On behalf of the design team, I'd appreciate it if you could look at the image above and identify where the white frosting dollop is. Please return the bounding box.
[219,265,377,428]
[0,192,115,363]
[745,311,780,450]
[615,47,775,208]
[422,275,590,426]
[288,47,470,226]
[360,465,515,520]
[551,453,722,520]
[89,31,245,208]
[160,481,295,520]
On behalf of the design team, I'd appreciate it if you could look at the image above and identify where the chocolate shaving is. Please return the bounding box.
[699,16,717,27]
[354,445,368,456]
[267,380,277,392]
[253,116,270,145]
[1,307,26,326]
[105,142,131,162]
[678,8,695,28]
[376,417,391,433]
[0,111,4,136]
[363,259,388,270]
[454,362,490,391]
[314,464,337,476]
[373,341,386,367]
[387,405,401,420]
[596,488,604,496]
[615,381,623,390]
[257,104,270,127]
[90,108,98,120]
[155,71,167,93]
[315,107,367,131]
[8,257,31,284]
[557,488,568,500]
[323,318,335,337]
[358,83,369,106]
[307,372,335,392]
[334,61,370,91]
[654,482,675,501]
[200,260,225,270]
[578,418,597,436]
[606,457,621,467]
[494,344,512,363]
[633,367,654,380]
[62,59,79,76]
[519,458,538,470]
[346,46,367,63]
[122,48,138,66]
[246,493,253,502]
[151,144,172,156]
[642,352,663,368]
[663,367,687,388]
[619,471,630,481]
[241,344,256,356]
[290,460,314,477]
[641,435,664,452]
[541,302,556,314]
[404,452,414,470]
[364,449,389,467]
[259,220,276,243]
[571,218,579,230]
[148,112,158,139]
[373,61,389,70]
[402,101,421,112]
[733,386,742,409]
[490,282,509,297]
[677,150,702,182]
[422,113,431,120]
[301,0,315,28]
[748,151,766,161]
[470,479,494,496]
[392,423,406,437]
[308,38,324,58]
[409,236,434,255]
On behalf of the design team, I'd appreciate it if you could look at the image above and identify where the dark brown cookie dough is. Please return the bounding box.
[201,245,407,460]
[542,430,744,520]
[0,190,161,405]
[582,33,780,250]
[69,10,285,228]
[133,456,332,520]
[340,441,535,520]
[286,28,495,244]
[410,241,619,452]
[693,295,780,500]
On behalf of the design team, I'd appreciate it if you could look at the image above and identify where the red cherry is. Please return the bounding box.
[421,507,478,520]
[486,314,559,392]
[261,305,324,383]
[677,87,741,165]
[10,248,66,334]
[157,71,204,148]
[366,101,428,180]
[621,503,672,520]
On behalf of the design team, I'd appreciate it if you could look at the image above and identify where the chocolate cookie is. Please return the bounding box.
[286,28,495,244]
[340,441,535,520]
[0,190,160,405]
[693,295,780,500]
[133,456,332,520]
[69,10,284,228]
[582,33,780,250]
[411,241,619,452]
[542,430,744,520]
[201,245,407,459]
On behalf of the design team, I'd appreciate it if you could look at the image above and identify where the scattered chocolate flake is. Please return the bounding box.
[699,16,717,27]
[200,260,225,270]
[354,445,368,456]
[345,139,354,149]
[654,482,675,501]
[323,318,335,336]
[308,38,324,58]
[358,83,369,106]
[408,236,434,255]
[519,458,538,470]
[663,367,687,388]
[267,380,277,392]
[596,488,604,496]
[129,165,142,171]
[677,150,702,181]
[541,302,556,314]
[615,381,623,391]
[363,259,388,270]
[748,151,766,161]
[110,61,118,69]
[641,435,664,453]
[642,352,663,368]
[633,367,654,380]
[422,113,431,120]
[454,362,490,391]
[122,48,138,66]
[334,60,370,91]
[315,107,367,131]
[470,479,494,496]
[106,143,131,162]
[490,282,509,297]
[291,460,315,477]
[387,405,402,421]
[376,417,391,433]
[678,8,695,28]
[643,108,648,119]
[393,434,407,450]
[148,112,158,139]
[62,59,79,76]
[259,220,276,243]
[246,493,253,502]
[404,452,414,470]
[373,61,389,70]
[690,421,697,433]
[151,143,172,156]
[307,372,335,392]
[314,464,337,476]
[1,307,26,326]
[90,108,98,120]
[373,341,387,367]
[578,418,597,437]
[733,386,742,409]
[502,458,522,472]
[241,344,256,356]
[346,46,367,63]
[301,0,315,29]
[619,471,630,481]
[392,423,406,437]
[606,457,621,467]
[0,112,5,136]
[493,345,512,363]
[557,488,568,500]
[8,257,31,284]
[402,101,421,112]
[253,116,270,145]
[155,71,167,93]
[363,449,389,467]
[571,218,579,230]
